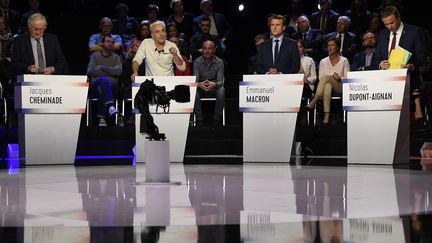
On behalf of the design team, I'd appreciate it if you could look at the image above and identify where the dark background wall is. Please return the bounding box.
[10,0,431,75]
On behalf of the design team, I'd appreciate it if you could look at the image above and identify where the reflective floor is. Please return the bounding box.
[1,162,432,242]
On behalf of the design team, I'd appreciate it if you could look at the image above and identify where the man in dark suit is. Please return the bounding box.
[324,16,357,62]
[11,13,68,75]
[376,5,427,120]
[291,15,324,65]
[309,0,340,35]
[255,15,300,75]
[192,0,232,44]
[351,31,380,71]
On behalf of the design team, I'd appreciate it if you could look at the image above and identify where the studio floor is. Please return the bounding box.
[1,161,432,243]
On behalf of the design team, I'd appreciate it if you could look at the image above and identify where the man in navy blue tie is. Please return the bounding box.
[255,15,300,75]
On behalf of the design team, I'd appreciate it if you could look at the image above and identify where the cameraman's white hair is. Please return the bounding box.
[150,21,166,33]
[27,13,47,27]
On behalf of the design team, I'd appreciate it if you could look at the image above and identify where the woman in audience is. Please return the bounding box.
[306,37,350,126]
[298,39,317,99]
[125,21,150,53]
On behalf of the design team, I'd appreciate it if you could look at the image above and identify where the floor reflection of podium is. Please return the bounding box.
[75,166,136,243]
[185,165,244,242]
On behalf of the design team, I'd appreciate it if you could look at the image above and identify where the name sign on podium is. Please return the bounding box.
[239,79,303,112]
[343,69,409,165]
[15,79,88,113]
[14,75,89,165]
[342,74,405,111]
[133,76,197,163]
[241,74,304,162]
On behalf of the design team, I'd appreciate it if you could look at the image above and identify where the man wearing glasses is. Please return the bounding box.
[11,13,68,75]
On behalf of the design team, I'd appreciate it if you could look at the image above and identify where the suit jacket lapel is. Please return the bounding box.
[26,34,35,63]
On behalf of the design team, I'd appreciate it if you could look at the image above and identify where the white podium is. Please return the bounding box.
[343,69,409,165]
[133,76,196,163]
[14,75,88,165]
[241,74,304,162]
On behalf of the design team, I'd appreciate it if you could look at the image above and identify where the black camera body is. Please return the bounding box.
[134,78,190,140]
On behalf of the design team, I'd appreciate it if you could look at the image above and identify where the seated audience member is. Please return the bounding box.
[350,31,379,71]
[305,37,350,126]
[189,16,223,61]
[87,35,122,127]
[297,39,317,99]
[309,0,340,35]
[193,40,225,126]
[192,0,232,45]
[169,36,191,76]
[125,20,150,53]
[297,39,317,127]
[145,4,160,24]
[12,13,68,75]
[17,0,45,35]
[368,13,383,38]
[166,0,195,39]
[247,34,265,74]
[325,16,357,62]
[88,17,123,55]
[0,17,13,99]
[0,0,21,35]
[0,17,12,60]
[166,22,189,58]
[284,0,304,34]
[112,3,138,50]
[291,15,324,65]
[345,0,371,37]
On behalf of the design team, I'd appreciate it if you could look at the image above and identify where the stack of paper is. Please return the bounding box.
[388,47,412,69]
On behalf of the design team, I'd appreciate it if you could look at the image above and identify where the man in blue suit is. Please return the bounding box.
[255,15,300,75]
[376,5,427,120]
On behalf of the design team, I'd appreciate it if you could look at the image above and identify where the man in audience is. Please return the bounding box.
[112,3,138,50]
[18,0,42,34]
[193,40,225,126]
[87,35,122,127]
[291,15,324,65]
[88,17,123,55]
[309,0,340,35]
[189,16,223,61]
[325,16,357,62]
[255,15,300,75]
[248,34,265,74]
[193,0,231,45]
[12,13,68,75]
[350,31,380,71]
[131,21,185,80]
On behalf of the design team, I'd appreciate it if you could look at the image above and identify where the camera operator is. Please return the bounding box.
[194,40,225,126]
[130,21,185,81]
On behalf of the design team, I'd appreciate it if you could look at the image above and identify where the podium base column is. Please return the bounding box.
[145,140,170,183]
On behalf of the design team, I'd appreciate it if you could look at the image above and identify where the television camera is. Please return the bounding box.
[134,78,190,140]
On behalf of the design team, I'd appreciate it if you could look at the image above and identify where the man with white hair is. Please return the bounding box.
[12,13,68,75]
[131,20,185,80]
